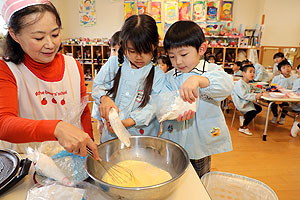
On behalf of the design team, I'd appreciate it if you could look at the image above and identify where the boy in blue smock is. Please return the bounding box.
[242,60,270,82]
[161,21,233,178]
[270,60,297,124]
[231,64,263,136]
[92,15,165,143]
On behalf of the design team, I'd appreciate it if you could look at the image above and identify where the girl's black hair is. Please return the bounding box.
[3,3,62,64]
[241,64,255,72]
[241,59,251,66]
[235,61,242,68]
[206,54,216,62]
[109,31,121,47]
[164,20,205,52]
[107,14,159,108]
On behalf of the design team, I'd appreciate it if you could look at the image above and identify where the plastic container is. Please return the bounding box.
[201,171,278,200]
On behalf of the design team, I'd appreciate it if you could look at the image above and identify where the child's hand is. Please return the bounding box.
[99,96,119,122]
[256,92,263,99]
[176,110,195,122]
[180,75,209,103]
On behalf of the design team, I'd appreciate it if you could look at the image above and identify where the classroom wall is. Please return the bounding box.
[51,0,300,47]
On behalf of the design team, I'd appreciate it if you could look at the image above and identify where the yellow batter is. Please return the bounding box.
[102,160,172,187]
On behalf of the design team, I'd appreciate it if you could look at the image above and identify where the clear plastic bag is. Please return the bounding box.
[26,181,112,200]
[201,171,279,200]
[150,91,197,122]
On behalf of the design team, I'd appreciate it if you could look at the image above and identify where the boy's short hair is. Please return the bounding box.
[241,64,255,72]
[164,20,205,52]
[277,60,291,71]
[241,59,251,66]
[235,61,242,68]
[273,52,284,59]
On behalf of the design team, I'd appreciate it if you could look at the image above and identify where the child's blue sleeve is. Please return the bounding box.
[271,75,278,85]
[232,82,256,102]
[292,78,300,93]
[200,69,234,101]
[91,101,101,120]
[91,57,118,106]
[129,67,166,126]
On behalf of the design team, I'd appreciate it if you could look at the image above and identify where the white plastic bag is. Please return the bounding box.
[108,108,131,147]
[150,91,197,122]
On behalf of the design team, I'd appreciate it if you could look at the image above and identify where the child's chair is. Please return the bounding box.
[230,107,255,130]
[201,171,279,200]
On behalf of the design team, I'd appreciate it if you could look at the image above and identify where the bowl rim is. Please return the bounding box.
[85,136,190,190]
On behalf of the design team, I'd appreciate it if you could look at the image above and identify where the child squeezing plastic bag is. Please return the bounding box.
[150,90,197,123]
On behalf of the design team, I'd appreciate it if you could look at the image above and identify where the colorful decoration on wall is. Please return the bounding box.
[219,21,232,34]
[197,22,206,33]
[137,1,148,14]
[164,22,173,35]
[164,1,179,24]
[156,22,163,38]
[193,1,206,22]
[220,0,233,21]
[151,1,161,22]
[79,0,96,26]
[206,0,219,22]
[124,1,135,19]
[206,22,219,34]
[179,1,191,20]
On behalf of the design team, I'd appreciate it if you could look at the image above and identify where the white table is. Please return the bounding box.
[261,92,300,141]
[1,160,211,200]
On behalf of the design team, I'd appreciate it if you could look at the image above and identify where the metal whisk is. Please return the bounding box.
[86,147,134,184]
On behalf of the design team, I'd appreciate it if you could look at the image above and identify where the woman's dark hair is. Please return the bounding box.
[241,64,255,72]
[164,20,205,52]
[3,3,62,64]
[158,55,173,71]
[277,60,291,71]
[107,14,159,108]
[109,31,121,47]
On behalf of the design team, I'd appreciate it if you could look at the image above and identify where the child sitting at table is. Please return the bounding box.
[231,64,263,135]
[232,61,242,76]
[270,60,297,124]
[273,52,285,77]
[242,60,270,83]
[290,64,300,137]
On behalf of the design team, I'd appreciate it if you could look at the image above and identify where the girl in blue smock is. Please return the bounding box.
[92,15,165,143]
[161,21,233,178]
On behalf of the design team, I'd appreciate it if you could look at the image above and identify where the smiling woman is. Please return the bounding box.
[0,0,99,160]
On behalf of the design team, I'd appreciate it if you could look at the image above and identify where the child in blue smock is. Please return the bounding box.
[92,30,120,135]
[161,21,233,178]
[270,60,297,124]
[242,60,270,82]
[92,15,165,143]
[290,64,300,137]
[231,64,263,136]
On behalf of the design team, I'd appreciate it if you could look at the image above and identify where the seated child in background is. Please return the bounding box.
[206,54,216,63]
[161,20,233,178]
[158,55,173,73]
[92,30,121,135]
[270,60,297,124]
[273,52,285,77]
[232,61,242,76]
[290,64,300,137]
[242,60,270,83]
[231,64,263,135]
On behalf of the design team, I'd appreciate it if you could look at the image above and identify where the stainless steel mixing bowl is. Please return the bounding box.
[85,136,189,200]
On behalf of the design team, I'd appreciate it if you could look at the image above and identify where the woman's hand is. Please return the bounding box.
[180,75,209,103]
[54,121,99,160]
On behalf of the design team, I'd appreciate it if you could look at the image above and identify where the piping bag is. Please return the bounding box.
[108,108,131,147]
